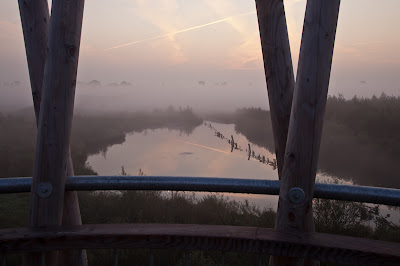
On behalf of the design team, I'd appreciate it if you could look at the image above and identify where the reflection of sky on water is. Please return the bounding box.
[87,122,350,209]
[87,122,398,222]
[87,122,280,208]
[88,122,278,179]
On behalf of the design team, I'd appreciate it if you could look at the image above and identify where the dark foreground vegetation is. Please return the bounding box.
[1,186,399,265]
[208,93,400,189]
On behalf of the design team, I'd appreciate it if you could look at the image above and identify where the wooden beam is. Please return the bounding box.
[1,224,400,264]
[272,0,341,264]
[18,0,86,265]
[255,0,295,178]
[274,0,341,255]
[25,0,85,264]
[57,155,87,266]
[255,1,296,263]
[276,0,341,231]
[17,0,48,123]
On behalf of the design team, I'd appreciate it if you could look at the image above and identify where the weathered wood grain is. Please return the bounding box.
[255,1,296,262]
[1,224,399,265]
[273,0,341,264]
[29,0,85,228]
[255,0,294,178]
[17,0,48,122]
[26,0,85,264]
[18,1,86,264]
[57,153,87,266]
[276,0,341,233]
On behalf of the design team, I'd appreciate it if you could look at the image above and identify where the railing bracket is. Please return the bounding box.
[288,187,305,204]
[37,183,53,198]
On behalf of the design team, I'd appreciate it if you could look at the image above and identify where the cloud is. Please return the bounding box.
[106,0,260,68]
[0,20,22,40]
[284,0,307,67]
[334,41,395,65]
[204,0,248,34]
[202,0,263,69]
[225,31,263,70]
[105,11,256,51]
[122,0,188,65]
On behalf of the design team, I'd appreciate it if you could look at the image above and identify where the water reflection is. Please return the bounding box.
[87,122,348,209]
[88,122,279,180]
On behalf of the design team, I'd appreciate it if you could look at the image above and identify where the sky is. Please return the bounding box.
[0,0,399,112]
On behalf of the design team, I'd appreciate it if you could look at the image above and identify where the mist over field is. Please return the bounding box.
[3,78,400,116]
[0,80,268,113]
[0,78,272,114]
[74,79,271,113]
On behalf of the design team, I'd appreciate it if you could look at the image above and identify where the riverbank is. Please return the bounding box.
[0,106,203,178]
[205,94,400,189]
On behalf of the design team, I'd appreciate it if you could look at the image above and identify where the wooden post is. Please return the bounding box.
[256,2,295,263]
[272,0,341,264]
[58,156,88,266]
[255,0,295,178]
[18,0,87,265]
[24,0,85,264]
[17,0,48,122]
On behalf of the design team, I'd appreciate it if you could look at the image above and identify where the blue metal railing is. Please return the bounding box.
[1,176,399,206]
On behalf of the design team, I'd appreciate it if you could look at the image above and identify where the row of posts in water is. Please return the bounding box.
[203,122,277,170]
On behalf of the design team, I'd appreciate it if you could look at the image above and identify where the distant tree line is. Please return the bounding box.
[321,93,400,188]
[0,106,203,178]
[211,94,400,188]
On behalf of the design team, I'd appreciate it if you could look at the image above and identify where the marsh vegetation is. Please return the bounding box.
[207,94,400,188]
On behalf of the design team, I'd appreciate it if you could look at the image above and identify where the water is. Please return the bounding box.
[87,122,349,210]
[87,122,399,225]
[87,122,280,208]
[88,122,278,180]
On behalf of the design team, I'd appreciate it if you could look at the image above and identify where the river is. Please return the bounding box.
[87,122,352,210]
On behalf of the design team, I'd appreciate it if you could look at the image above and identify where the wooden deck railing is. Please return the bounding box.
[1,224,400,265]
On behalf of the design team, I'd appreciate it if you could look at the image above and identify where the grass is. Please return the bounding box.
[1,187,399,265]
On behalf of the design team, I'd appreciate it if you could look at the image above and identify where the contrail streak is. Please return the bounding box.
[105,11,256,51]
[182,141,230,155]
